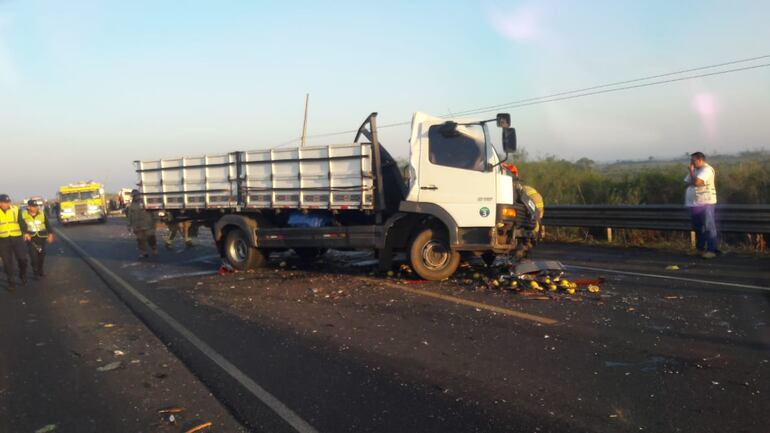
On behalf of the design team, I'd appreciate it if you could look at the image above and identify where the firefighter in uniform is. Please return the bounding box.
[0,194,29,290]
[21,200,54,277]
[127,189,159,258]
[163,213,194,249]
[521,184,545,234]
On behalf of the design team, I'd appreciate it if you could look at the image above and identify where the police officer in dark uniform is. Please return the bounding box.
[21,199,54,277]
[0,194,28,290]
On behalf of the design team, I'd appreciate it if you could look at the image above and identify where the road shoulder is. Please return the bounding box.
[0,239,247,433]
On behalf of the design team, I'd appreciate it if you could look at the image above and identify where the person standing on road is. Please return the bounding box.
[0,194,29,290]
[126,190,158,259]
[21,199,54,277]
[163,213,194,249]
[684,152,719,259]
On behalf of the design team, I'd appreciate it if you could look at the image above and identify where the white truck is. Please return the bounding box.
[135,112,538,280]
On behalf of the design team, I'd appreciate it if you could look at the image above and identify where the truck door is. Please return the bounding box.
[412,113,497,227]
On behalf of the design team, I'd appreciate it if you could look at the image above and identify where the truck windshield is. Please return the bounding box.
[483,123,504,165]
[60,191,100,201]
[428,124,487,171]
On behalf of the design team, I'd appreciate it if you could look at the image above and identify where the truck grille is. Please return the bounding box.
[75,204,88,215]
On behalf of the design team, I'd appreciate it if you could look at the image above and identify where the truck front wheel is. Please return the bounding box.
[408,227,460,281]
[224,228,265,271]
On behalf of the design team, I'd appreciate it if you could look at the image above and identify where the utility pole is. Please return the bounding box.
[301,93,310,147]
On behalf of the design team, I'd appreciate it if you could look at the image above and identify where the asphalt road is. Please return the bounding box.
[0,223,247,433]
[7,218,770,433]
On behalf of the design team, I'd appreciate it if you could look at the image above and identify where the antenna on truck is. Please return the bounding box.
[300,93,310,147]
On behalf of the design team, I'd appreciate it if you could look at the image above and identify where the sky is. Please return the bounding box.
[2,0,770,199]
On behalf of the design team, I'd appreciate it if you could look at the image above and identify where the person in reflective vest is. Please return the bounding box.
[502,163,545,234]
[521,185,545,233]
[0,194,29,290]
[21,199,54,277]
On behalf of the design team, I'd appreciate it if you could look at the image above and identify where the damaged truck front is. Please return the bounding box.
[135,112,538,280]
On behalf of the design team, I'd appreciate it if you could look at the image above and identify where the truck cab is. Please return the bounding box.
[388,112,528,279]
[58,182,108,225]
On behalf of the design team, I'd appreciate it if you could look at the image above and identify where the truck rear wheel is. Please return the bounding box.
[224,228,265,271]
[408,227,460,281]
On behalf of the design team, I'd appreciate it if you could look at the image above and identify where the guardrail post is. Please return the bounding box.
[690,231,696,249]
[606,227,613,243]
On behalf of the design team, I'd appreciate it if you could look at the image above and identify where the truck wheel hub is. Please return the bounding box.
[229,238,249,262]
[422,240,449,270]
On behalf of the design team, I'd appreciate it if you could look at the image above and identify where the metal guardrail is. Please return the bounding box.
[543,205,770,233]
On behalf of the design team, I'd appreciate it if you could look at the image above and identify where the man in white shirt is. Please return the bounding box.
[684,152,718,258]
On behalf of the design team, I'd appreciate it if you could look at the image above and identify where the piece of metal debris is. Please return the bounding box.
[96,361,123,372]
[183,421,213,433]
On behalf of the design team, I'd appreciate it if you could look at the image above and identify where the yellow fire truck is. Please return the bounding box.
[57,182,108,224]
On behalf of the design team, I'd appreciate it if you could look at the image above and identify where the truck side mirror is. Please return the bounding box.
[502,127,517,153]
[496,113,511,128]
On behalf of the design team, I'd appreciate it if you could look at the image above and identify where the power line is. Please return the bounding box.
[272,120,411,148]
[457,62,770,117]
[450,54,770,117]
[271,54,770,148]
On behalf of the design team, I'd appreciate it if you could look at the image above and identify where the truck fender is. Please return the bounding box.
[380,212,417,249]
[397,201,459,246]
[213,214,260,247]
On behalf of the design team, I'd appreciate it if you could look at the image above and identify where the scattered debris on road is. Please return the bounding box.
[217,262,236,276]
[158,406,186,426]
[96,360,123,372]
[434,259,604,299]
[34,424,58,433]
[183,421,213,433]
[158,406,186,415]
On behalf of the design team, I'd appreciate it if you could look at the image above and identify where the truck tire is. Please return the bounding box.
[408,227,460,281]
[224,228,265,271]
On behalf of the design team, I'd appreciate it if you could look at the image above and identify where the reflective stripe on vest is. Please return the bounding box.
[0,206,22,238]
[22,210,47,237]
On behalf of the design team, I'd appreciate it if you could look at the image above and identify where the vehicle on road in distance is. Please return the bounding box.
[57,182,108,225]
[135,112,539,280]
[20,196,45,212]
[119,187,134,207]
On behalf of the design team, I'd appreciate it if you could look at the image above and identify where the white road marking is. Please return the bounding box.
[566,264,770,292]
[364,277,559,325]
[146,270,218,284]
[185,254,221,264]
[55,229,319,433]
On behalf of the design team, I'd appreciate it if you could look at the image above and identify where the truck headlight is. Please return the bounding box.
[501,207,517,218]
[88,205,100,212]
[62,208,74,214]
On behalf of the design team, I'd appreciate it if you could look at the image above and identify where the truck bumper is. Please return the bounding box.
[61,214,105,223]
